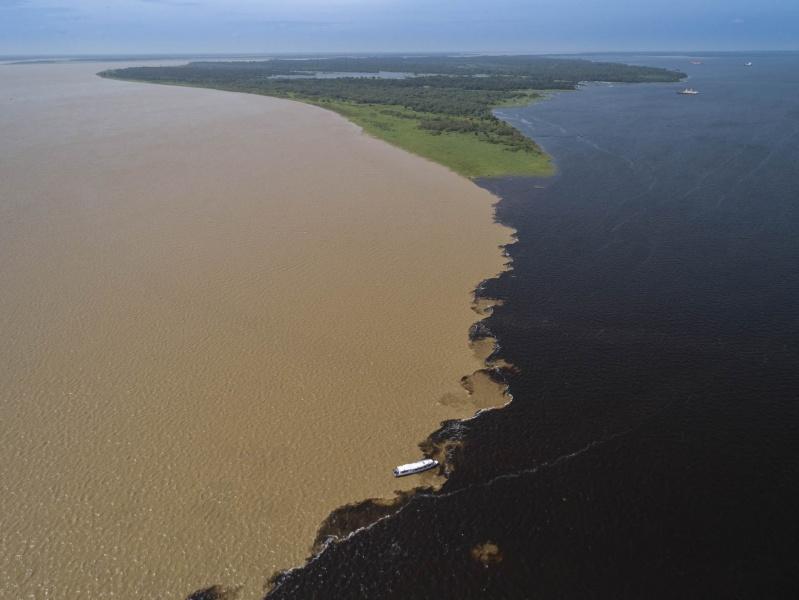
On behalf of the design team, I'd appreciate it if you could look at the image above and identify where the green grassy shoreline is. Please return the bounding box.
[307,98,554,178]
[99,56,683,179]
[99,74,553,178]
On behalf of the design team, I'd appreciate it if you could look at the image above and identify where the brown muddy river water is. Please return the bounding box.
[0,62,511,598]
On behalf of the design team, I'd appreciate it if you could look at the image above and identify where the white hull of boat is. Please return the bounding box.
[393,458,439,477]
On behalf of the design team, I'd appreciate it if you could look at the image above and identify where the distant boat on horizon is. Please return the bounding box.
[678,87,700,95]
[689,60,703,65]
[745,61,753,67]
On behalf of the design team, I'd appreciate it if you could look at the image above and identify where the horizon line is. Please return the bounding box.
[2,48,796,59]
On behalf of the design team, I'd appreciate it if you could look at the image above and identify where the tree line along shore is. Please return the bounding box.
[101,56,684,178]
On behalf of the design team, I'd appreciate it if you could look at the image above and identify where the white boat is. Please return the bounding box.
[677,87,700,95]
[393,458,438,477]
[744,61,753,67]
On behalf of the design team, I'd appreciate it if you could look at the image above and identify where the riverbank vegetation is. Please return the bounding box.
[101,56,684,178]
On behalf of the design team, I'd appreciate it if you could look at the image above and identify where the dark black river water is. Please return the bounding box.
[266,52,799,599]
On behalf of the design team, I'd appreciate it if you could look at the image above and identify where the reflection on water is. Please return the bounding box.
[269,71,413,79]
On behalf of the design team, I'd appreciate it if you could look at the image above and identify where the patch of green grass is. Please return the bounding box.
[311,100,553,178]
[492,89,544,108]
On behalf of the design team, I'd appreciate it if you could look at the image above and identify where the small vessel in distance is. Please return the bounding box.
[393,458,438,477]
[678,87,700,95]
[745,61,753,67]
[689,60,703,65]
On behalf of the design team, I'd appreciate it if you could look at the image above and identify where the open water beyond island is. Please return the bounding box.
[266,52,799,599]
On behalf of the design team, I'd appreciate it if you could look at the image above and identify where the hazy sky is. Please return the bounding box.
[1,0,797,55]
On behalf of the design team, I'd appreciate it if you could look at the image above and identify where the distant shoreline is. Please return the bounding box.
[98,55,683,179]
[98,71,554,179]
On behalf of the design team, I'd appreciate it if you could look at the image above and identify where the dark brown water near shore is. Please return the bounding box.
[264,53,799,599]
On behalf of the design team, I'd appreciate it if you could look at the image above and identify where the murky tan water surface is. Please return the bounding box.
[0,62,512,599]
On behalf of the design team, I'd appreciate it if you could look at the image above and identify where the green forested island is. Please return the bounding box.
[102,56,684,178]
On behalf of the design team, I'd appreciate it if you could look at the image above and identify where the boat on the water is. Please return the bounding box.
[678,87,700,95]
[393,458,438,477]
[745,61,753,67]
[689,60,703,65]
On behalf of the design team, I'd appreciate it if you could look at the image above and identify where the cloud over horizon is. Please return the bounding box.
[1,0,797,55]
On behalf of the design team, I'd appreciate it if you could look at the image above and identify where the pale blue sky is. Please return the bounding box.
[1,0,797,55]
